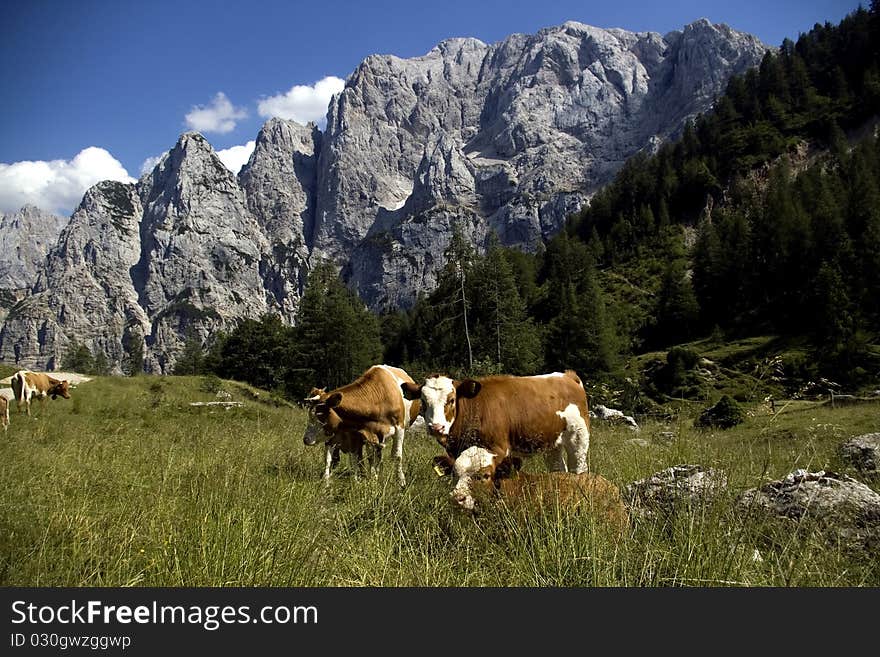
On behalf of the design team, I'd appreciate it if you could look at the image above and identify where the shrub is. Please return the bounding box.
[200,374,223,394]
[696,395,745,429]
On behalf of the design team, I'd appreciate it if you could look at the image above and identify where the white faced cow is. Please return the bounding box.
[303,365,421,487]
[10,370,71,417]
[401,370,591,510]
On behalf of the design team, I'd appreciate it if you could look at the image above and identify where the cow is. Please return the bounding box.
[401,370,591,510]
[10,370,71,417]
[449,445,629,531]
[302,365,421,487]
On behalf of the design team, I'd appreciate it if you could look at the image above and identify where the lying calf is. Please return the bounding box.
[450,446,629,532]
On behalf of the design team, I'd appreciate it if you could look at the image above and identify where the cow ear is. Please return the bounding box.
[456,379,482,398]
[400,382,421,400]
[325,392,343,408]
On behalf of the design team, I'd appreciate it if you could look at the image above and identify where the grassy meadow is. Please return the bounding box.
[0,369,878,587]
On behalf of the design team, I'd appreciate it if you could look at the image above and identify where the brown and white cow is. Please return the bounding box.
[10,370,71,417]
[450,446,628,530]
[303,364,421,486]
[401,371,591,510]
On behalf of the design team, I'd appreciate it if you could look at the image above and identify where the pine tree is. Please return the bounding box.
[92,351,111,376]
[542,239,619,377]
[470,236,541,374]
[173,330,206,376]
[444,225,475,371]
[295,261,382,391]
[651,259,700,348]
[213,314,293,392]
[692,217,724,324]
[63,341,93,373]
[122,333,144,377]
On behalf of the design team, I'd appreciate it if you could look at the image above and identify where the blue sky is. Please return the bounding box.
[0,0,863,216]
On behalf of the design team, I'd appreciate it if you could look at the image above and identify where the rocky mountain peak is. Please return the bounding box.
[0,205,68,297]
[0,18,770,372]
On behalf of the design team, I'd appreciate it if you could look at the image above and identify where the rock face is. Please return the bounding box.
[325,20,766,309]
[0,19,767,372]
[0,182,149,371]
[0,135,274,373]
[0,205,68,322]
[738,469,880,549]
[239,118,321,322]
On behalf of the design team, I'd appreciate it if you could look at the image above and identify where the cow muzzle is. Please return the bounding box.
[451,489,476,512]
[303,423,323,446]
[428,423,448,437]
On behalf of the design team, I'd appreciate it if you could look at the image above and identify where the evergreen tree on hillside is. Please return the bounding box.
[541,232,619,376]
[399,224,478,373]
[470,235,541,374]
[63,341,93,373]
[212,314,295,392]
[650,257,700,348]
[295,261,382,391]
[173,329,206,376]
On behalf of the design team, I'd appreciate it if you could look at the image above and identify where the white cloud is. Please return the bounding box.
[216,141,256,175]
[257,76,345,126]
[0,147,136,216]
[140,154,164,176]
[185,92,247,134]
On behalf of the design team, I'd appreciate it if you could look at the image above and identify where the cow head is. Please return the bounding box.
[401,375,481,441]
[51,380,71,400]
[450,446,498,511]
[304,387,327,404]
[302,391,343,446]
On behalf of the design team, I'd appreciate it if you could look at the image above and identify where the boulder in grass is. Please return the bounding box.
[840,433,880,477]
[624,464,729,518]
[696,395,745,429]
[738,469,880,550]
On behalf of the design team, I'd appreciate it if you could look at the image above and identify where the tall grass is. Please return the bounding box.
[0,375,877,586]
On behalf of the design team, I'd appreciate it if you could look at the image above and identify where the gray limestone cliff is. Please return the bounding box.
[322,20,766,309]
[0,134,273,373]
[238,118,321,322]
[0,205,68,323]
[0,19,767,372]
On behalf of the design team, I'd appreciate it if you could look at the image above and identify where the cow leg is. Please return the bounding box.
[322,444,337,482]
[356,442,373,480]
[349,443,364,480]
[544,442,568,472]
[369,444,382,479]
[562,415,590,475]
[392,425,406,487]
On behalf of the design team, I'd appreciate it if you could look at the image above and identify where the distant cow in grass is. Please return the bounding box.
[401,370,591,510]
[10,370,71,417]
[303,365,421,486]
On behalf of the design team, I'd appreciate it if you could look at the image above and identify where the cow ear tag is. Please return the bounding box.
[433,463,447,477]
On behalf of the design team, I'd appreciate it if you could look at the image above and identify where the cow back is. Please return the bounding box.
[453,374,588,453]
[495,472,628,532]
[327,365,408,427]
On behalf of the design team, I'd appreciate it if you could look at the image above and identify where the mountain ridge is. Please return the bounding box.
[0,18,768,373]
